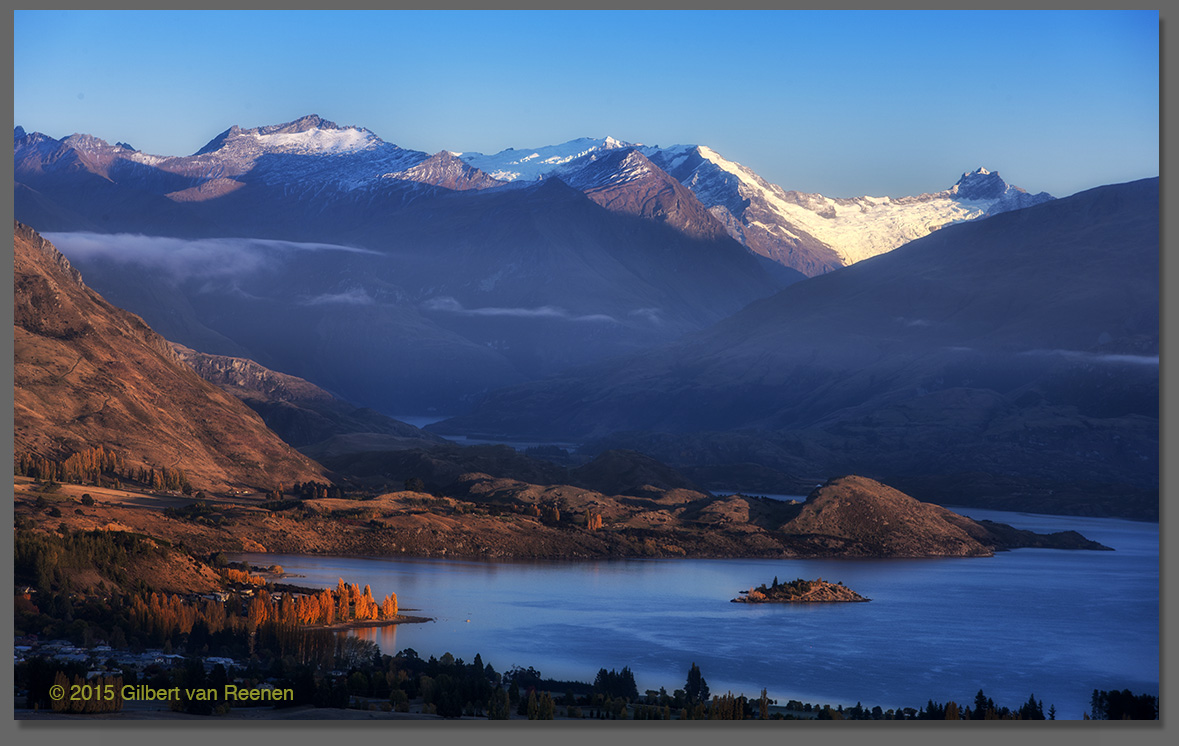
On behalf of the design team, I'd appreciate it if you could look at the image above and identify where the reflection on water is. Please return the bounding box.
[231,509,1158,715]
[351,624,400,654]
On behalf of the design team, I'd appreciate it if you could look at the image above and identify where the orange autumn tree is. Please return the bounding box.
[381,593,398,619]
[246,594,270,631]
[355,585,377,621]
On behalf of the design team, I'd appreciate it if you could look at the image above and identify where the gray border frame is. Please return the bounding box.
[4,4,1169,746]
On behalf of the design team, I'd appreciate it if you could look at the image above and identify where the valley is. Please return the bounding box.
[11,114,1158,722]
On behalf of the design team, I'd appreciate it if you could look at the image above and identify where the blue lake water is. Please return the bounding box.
[232,507,1158,718]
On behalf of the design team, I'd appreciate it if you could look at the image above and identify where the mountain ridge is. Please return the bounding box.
[16,117,1054,275]
[13,222,327,491]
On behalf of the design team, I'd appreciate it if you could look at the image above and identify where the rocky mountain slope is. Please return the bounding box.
[13,222,326,491]
[172,344,446,451]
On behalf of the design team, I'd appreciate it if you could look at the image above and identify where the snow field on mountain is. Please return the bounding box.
[252,126,378,154]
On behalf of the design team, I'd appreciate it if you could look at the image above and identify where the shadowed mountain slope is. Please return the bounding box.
[436,179,1158,517]
[172,344,447,451]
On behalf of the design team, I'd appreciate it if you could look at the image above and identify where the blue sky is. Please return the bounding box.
[13,9,1159,198]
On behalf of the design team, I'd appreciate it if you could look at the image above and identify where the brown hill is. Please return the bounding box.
[13,222,326,491]
[780,476,994,556]
[778,475,1108,556]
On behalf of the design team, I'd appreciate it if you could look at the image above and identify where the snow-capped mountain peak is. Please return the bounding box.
[458,136,634,182]
[13,115,1055,275]
[637,146,1055,273]
[195,114,385,157]
[60,132,115,154]
[949,166,1013,201]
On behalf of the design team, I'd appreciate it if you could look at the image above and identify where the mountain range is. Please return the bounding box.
[13,115,1055,415]
[14,115,1052,275]
[11,116,1153,517]
[461,136,1054,275]
[15,116,799,413]
[436,178,1159,518]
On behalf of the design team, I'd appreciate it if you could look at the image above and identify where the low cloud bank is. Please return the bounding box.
[301,288,376,306]
[1021,349,1159,366]
[422,296,616,323]
[44,232,379,282]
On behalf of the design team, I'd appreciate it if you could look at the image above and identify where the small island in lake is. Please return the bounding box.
[733,577,870,604]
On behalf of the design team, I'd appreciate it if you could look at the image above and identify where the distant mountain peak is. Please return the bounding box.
[457,136,635,182]
[60,132,114,153]
[260,113,340,134]
[950,166,1013,200]
[194,114,383,157]
[387,150,504,191]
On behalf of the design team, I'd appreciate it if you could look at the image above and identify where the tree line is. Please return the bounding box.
[16,445,191,493]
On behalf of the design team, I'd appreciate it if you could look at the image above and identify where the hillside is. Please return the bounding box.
[14,469,1109,562]
[13,222,326,491]
[437,179,1158,518]
[172,344,446,451]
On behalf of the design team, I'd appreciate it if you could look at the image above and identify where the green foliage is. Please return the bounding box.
[531,691,556,720]
[751,577,820,599]
[14,527,163,594]
[259,499,302,512]
[163,501,230,526]
[1090,688,1158,720]
[172,657,214,715]
[487,687,511,719]
[1018,693,1045,720]
[291,481,344,500]
[685,662,709,705]
[404,477,428,494]
[593,666,638,701]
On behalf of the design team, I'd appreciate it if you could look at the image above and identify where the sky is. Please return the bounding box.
[12,9,1159,198]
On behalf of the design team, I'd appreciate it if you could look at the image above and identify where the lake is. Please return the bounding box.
[231,507,1158,718]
